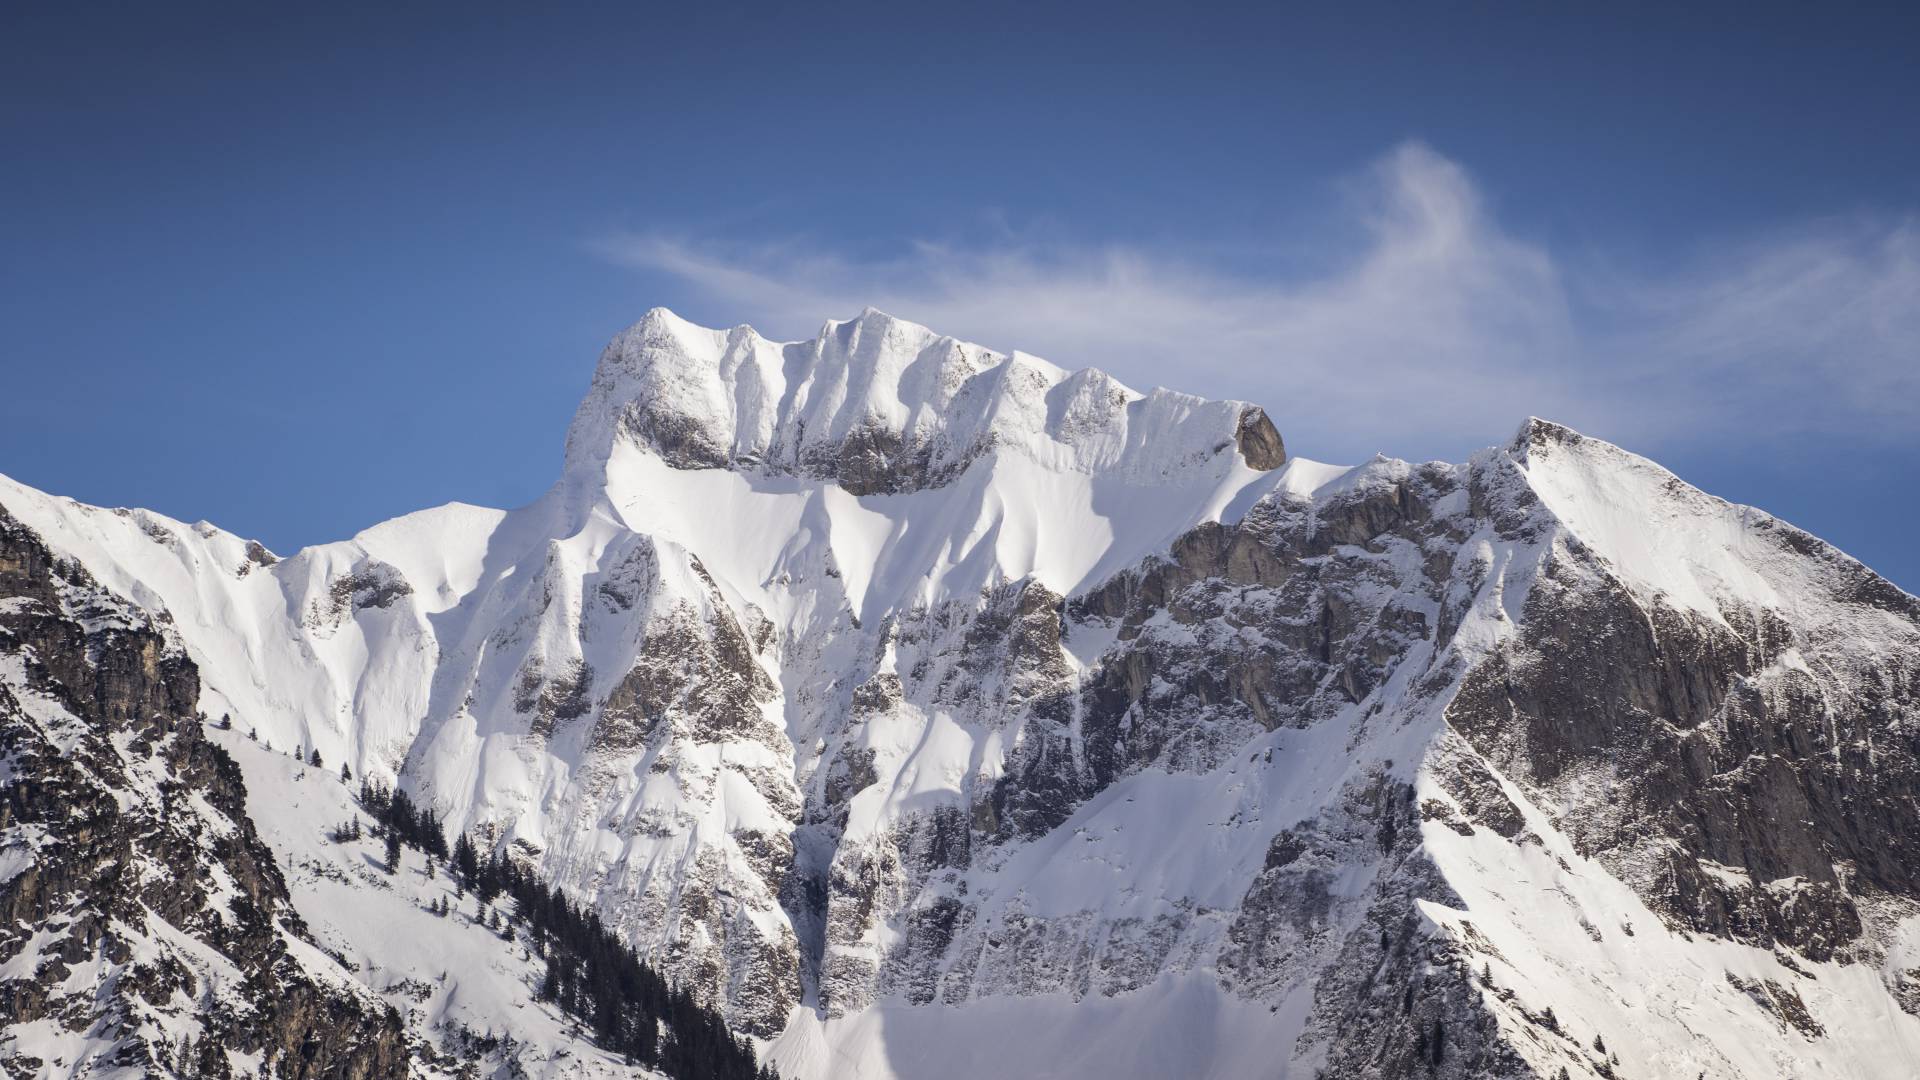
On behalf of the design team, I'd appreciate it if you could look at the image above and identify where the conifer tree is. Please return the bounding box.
[355,779,778,1079]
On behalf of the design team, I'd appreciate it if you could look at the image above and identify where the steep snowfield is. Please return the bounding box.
[211,733,651,1079]
[1423,801,1920,1079]
[6,309,1920,1078]
[0,481,505,777]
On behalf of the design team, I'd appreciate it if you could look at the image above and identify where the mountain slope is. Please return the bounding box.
[0,502,766,1079]
[4,308,1919,1078]
[0,505,408,1078]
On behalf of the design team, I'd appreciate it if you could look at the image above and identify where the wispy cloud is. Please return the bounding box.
[1593,218,1920,439]
[595,143,1919,463]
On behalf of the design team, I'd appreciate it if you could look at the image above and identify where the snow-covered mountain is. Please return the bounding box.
[5,306,1920,1078]
[0,493,759,1078]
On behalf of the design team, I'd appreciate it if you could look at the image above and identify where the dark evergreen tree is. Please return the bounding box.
[454,832,480,883]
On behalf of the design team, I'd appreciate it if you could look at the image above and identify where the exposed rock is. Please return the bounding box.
[1235,405,1287,470]
[0,506,408,1078]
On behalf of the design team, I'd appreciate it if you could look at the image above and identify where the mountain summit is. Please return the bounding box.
[565,307,1284,495]
[4,309,1919,1078]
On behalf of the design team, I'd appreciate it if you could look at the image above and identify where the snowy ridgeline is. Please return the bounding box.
[4,307,1920,1079]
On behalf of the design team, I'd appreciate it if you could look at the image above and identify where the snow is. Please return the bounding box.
[564,308,1272,497]
[1418,782,1920,1078]
[589,440,1304,630]
[973,719,1372,919]
[210,730,657,1079]
[767,973,1280,1080]
[1514,420,1785,621]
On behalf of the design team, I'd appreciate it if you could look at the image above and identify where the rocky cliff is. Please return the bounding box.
[0,506,409,1077]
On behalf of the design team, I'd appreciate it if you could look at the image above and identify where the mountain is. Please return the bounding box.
[4,306,1919,1078]
[0,499,762,1077]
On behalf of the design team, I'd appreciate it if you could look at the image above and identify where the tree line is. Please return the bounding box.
[356,779,776,1080]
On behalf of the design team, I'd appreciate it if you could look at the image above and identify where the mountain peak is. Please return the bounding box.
[11,317,1920,1078]
[564,307,1286,496]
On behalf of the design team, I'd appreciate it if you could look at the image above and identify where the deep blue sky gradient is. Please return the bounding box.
[4,4,1918,587]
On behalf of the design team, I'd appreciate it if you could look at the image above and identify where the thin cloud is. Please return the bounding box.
[595,143,1920,463]
[1596,218,1920,437]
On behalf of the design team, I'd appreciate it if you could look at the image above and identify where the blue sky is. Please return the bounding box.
[4,4,1918,588]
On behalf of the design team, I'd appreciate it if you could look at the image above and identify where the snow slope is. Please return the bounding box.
[212,732,651,1079]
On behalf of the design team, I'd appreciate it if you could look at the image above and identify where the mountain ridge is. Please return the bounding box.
[5,308,1920,1078]
[564,306,1287,498]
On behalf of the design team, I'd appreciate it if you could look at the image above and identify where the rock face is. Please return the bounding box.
[1235,405,1288,470]
[0,507,409,1078]
[0,505,726,1079]
[1443,422,1920,967]
[4,310,1920,1079]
